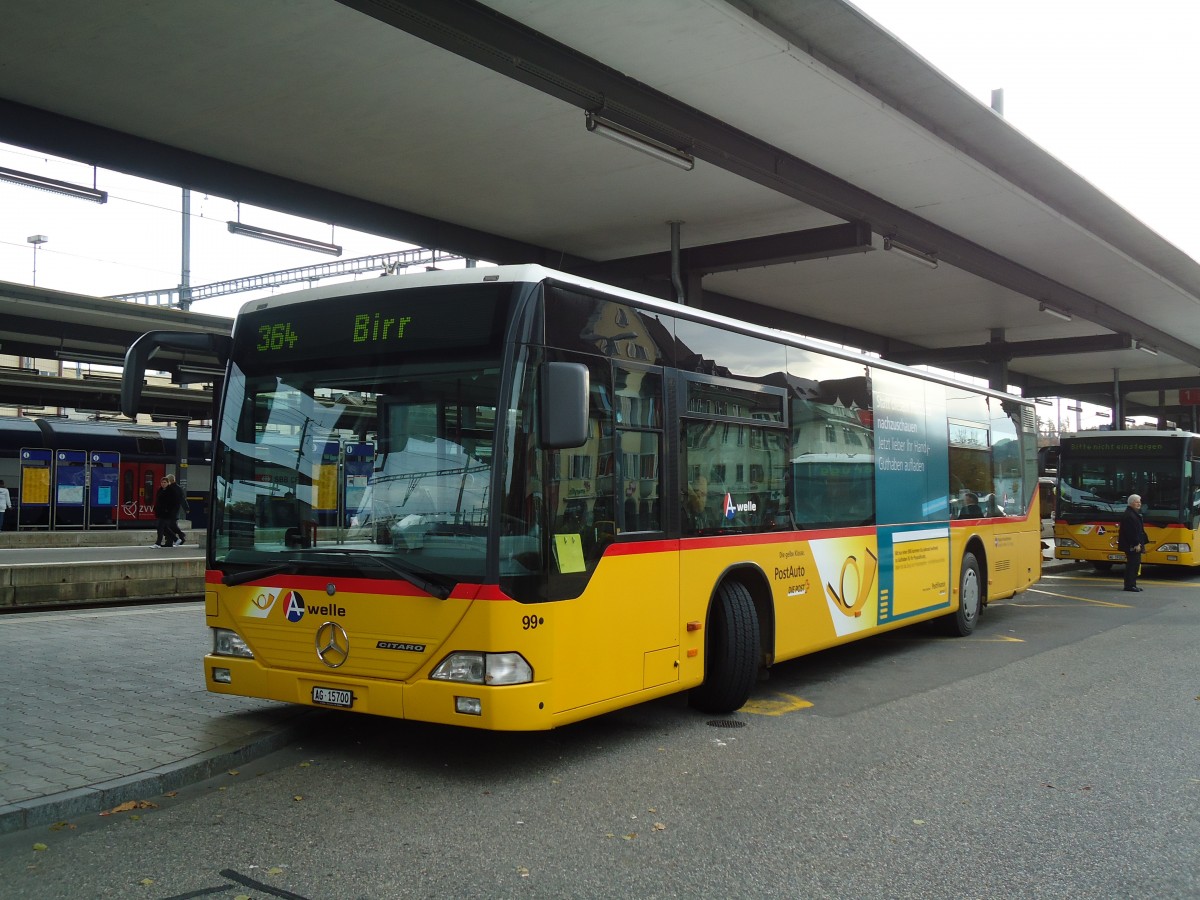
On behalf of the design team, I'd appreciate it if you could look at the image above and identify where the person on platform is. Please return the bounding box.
[164,474,188,546]
[1117,493,1149,592]
[152,475,188,548]
[0,479,11,531]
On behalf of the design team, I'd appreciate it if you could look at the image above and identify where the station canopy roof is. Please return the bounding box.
[1,0,1198,422]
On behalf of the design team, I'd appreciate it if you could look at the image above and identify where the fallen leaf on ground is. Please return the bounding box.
[100,800,158,816]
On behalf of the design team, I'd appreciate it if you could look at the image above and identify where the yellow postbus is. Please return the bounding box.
[124,265,1041,730]
[1053,431,1200,570]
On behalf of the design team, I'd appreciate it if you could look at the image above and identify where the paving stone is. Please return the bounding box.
[0,598,310,828]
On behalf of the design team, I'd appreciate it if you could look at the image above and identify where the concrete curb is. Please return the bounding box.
[0,709,317,834]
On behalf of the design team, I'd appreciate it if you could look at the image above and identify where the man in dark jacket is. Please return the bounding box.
[1117,493,1149,592]
[152,477,174,547]
[152,475,188,548]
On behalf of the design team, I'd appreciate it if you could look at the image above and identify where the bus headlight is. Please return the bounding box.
[431,651,532,685]
[213,628,255,659]
[1055,537,1080,548]
[1155,543,1190,553]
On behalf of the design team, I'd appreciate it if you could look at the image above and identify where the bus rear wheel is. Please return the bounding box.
[689,580,761,714]
[944,551,982,636]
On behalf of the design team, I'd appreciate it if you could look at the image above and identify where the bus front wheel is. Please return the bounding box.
[689,580,761,714]
[944,552,983,637]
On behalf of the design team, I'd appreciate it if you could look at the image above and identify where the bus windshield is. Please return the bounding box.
[213,360,504,587]
[210,281,519,588]
[1057,453,1182,524]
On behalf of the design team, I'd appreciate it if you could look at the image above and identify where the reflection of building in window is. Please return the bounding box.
[787,370,874,530]
[569,455,592,479]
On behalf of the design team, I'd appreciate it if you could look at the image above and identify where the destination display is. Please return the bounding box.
[233,283,513,367]
[1061,436,1175,457]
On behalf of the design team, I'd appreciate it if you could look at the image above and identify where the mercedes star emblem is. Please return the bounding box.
[315,621,350,668]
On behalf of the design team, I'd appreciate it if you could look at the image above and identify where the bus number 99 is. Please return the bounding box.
[522,615,543,630]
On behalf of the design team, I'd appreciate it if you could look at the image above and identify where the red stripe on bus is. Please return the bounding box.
[205,569,487,600]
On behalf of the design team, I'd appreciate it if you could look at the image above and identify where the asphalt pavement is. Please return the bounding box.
[0,554,1079,834]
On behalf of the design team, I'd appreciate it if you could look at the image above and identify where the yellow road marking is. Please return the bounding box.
[883,633,1026,643]
[742,692,814,716]
[1026,587,1132,608]
[1042,573,1195,588]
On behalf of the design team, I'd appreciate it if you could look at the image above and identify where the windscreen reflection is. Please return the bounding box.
[213,361,502,586]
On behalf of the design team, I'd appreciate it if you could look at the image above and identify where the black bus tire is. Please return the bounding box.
[689,580,761,713]
[944,551,982,637]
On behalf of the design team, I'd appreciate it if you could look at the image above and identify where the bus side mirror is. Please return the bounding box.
[541,362,589,449]
[121,330,231,417]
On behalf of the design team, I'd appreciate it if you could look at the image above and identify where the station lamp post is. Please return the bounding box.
[27,234,48,285]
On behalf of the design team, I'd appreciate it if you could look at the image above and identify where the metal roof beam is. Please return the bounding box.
[887,333,1133,367]
[576,221,872,280]
[1023,376,1200,399]
[0,371,213,419]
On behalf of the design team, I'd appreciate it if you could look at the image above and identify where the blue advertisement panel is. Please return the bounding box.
[54,449,88,528]
[871,370,952,624]
[872,371,949,523]
[19,447,52,529]
[89,450,121,528]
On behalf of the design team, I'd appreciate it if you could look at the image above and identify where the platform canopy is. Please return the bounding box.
[1,0,1198,423]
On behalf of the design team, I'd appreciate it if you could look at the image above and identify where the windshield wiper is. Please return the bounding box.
[219,551,456,599]
[302,549,455,600]
[222,559,303,587]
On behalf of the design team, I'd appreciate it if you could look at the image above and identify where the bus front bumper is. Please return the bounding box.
[205,654,556,730]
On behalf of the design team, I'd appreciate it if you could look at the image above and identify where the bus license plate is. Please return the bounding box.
[311,686,353,708]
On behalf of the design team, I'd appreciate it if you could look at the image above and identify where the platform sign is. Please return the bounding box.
[312,440,340,526]
[343,442,375,527]
[1180,387,1200,406]
[19,447,52,529]
[89,451,121,528]
[54,449,87,528]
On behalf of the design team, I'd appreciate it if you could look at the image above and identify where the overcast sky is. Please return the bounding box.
[2,0,1195,335]
[850,0,1200,262]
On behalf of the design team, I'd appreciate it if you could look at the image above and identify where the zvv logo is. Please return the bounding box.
[284,591,306,623]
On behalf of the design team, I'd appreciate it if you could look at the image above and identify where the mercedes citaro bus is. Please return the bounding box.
[123,265,1041,730]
